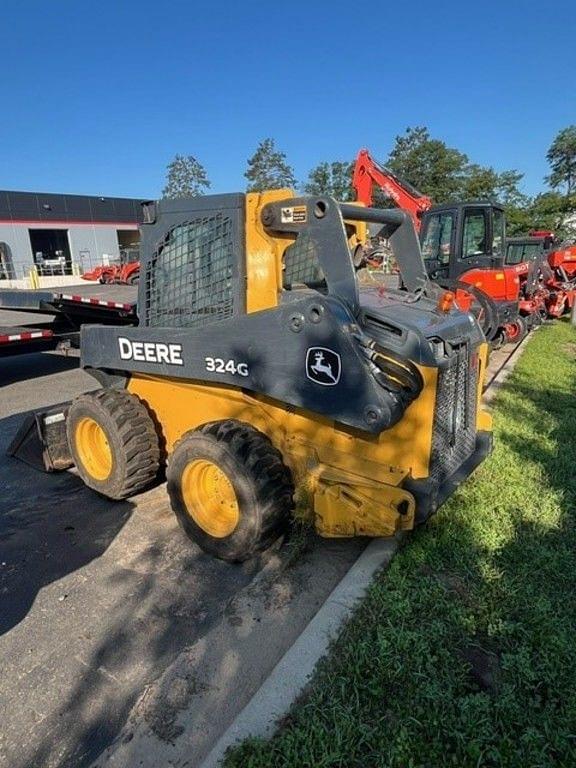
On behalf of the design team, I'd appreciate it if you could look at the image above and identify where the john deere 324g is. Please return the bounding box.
[27,191,493,561]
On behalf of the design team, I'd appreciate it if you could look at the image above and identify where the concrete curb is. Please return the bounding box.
[199,536,403,767]
[198,334,533,767]
[483,331,533,405]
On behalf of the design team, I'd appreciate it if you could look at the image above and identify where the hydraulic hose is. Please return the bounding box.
[354,332,424,406]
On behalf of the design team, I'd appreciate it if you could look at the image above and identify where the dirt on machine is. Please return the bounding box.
[9,190,493,562]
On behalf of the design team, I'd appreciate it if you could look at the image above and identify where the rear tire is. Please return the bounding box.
[67,389,161,499]
[166,420,294,562]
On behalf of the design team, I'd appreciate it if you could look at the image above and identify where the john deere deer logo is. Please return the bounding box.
[306,347,341,386]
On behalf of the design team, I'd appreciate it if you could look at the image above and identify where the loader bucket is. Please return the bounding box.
[7,407,73,472]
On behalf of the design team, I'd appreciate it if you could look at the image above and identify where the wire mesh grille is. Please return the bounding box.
[429,346,478,485]
[145,214,234,328]
[282,233,326,290]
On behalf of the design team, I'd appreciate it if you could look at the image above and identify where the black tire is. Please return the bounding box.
[67,389,161,499]
[505,315,528,345]
[166,420,294,562]
[437,279,499,341]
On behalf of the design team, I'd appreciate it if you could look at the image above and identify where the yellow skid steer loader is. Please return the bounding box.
[12,191,492,561]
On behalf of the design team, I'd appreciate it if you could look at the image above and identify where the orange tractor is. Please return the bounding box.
[82,248,140,285]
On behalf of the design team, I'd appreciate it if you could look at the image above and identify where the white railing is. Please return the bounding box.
[0,262,84,289]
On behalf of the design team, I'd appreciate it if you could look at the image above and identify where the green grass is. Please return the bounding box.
[225,320,576,768]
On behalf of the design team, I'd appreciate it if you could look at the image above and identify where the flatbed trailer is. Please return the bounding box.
[0,290,137,358]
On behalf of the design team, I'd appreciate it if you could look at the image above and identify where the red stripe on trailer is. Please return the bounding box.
[0,329,54,344]
[0,219,138,228]
[58,294,133,311]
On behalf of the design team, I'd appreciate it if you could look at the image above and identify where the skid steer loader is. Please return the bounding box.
[21,191,493,561]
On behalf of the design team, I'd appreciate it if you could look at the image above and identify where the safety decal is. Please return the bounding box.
[281,205,307,224]
[306,347,341,386]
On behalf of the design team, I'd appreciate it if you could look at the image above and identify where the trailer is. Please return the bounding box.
[0,290,137,358]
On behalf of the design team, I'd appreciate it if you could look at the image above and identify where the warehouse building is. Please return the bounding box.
[0,190,144,281]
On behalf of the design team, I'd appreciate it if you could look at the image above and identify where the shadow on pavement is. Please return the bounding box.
[0,406,134,636]
[0,404,270,768]
[0,351,79,386]
[0,470,134,636]
[19,521,266,768]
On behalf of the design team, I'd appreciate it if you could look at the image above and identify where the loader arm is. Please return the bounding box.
[262,196,432,302]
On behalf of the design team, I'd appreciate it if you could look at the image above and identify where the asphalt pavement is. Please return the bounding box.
[0,284,365,768]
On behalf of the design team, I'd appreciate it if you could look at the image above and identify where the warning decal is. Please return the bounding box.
[280,205,307,224]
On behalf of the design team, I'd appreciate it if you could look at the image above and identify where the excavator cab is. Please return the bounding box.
[419,202,523,344]
[420,202,506,280]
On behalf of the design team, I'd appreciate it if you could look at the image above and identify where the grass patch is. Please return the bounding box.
[225,320,576,768]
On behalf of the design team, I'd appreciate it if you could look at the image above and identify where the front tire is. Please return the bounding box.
[166,420,294,562]
[67,389,161,499]
[505,315,528,345]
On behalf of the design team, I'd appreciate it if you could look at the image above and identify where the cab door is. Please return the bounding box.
[419,209,455,280]
[452,206,506,279]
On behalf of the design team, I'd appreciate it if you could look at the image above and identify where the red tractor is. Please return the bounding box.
[352,149,533,345]
[506,231,576,319]
[82,248,140,285]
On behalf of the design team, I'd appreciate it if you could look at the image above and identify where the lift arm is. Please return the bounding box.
[352,149,432,231]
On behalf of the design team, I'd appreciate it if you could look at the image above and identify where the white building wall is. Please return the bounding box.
[0,221,138,278]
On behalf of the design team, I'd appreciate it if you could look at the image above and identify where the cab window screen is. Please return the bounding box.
[145,214,234,328]
[421,213,454,265]
[463,211,487,257]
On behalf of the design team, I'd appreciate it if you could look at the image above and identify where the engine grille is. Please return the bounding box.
[144,214,234,329]
[429,345,478,486]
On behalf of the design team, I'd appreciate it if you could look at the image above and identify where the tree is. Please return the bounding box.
[386,126,469,203]
[504,191,576,240]
[162,154,210,198]
[546,126,576,194]
[530,191,576,240]
[245,138,296,192]
[304,161,355,200]
[461,165,527,207]
[385,127,526,209]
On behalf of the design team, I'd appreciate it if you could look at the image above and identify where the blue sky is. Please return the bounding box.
[0,0,574,199]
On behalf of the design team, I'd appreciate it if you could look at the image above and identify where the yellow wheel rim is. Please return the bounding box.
[181,459,240,538]
[74,417,113,481]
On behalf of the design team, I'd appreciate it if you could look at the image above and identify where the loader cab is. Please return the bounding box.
[420,201,506,281]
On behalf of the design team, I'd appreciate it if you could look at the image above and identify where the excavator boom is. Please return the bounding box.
[352,149,433,231]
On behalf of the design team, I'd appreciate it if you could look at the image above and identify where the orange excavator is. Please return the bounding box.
[353,149,432,231]
[352,149,533,345]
